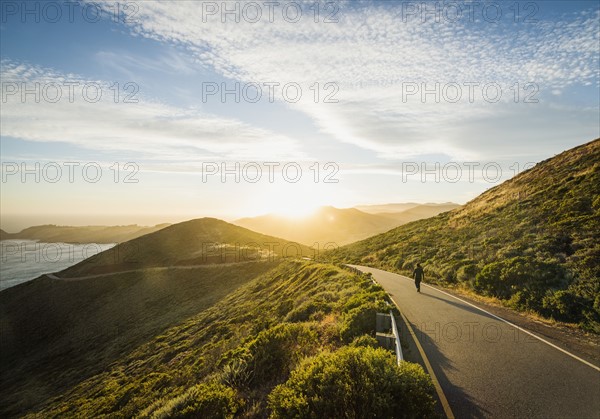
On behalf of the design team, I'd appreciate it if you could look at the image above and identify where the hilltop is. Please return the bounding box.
[331,139,600,331]
[235,204,458,246]
[0,224,170,244]
[59,217,313,277]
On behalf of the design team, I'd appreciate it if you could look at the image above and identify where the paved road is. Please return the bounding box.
[351,265,600,419]
[45,260,262,281]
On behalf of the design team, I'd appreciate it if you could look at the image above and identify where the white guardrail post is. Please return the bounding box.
[389,310,404,364]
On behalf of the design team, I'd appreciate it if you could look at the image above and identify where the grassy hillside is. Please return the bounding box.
[4,261,435,418]
[0,262,278,416]
[2,224,170,244]
[59,218,313,277]
[378,203,461,224]
[330,139,600,331]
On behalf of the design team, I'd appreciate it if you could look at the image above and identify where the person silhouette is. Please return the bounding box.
[413,263,424,293]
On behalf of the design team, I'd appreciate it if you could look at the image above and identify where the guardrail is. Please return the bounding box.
[345,265,403,364]
[376,310,404,365]
[389,310,404,363]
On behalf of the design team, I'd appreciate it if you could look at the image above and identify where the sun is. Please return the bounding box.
[271,199,320,218]
[252,184,326,218]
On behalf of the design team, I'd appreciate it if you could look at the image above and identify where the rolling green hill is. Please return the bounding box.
[59,218,313,277]
[1,260,435,418]
[0,262,278,416]
[1,224,170,244]
[330,139,600,331]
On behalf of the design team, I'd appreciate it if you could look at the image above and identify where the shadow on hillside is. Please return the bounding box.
[394,311,489,419]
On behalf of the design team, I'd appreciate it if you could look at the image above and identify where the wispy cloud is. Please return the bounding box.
[97,0,599,159]
[0,59,305,162]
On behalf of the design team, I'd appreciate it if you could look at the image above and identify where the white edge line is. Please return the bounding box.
[384,269,600,373]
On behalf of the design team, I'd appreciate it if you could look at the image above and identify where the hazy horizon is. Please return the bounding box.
[2,1,598,230]
[1,199,461,232]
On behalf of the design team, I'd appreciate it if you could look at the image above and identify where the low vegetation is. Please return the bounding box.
[0,262,278,416]
[4,260,435,418]
[330,139,600,332]
[269,346,436,418]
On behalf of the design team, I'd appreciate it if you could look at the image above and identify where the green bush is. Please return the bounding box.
[349,334,379,348]
[541,290,590,323]
[285,299,333,322]
[268,346,435,419]
[456,263,478,283]
[474,257,566,300]
[339,300,388,343]
[149,383,241,419]
[219,323,319,387]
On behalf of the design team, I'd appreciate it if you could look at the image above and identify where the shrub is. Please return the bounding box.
[268,346,435,419]
[149,383,241,419]
[339,300,388,343]
[349,334,379,348]
[219,323,319,387]
[285,299,333,322]
[456,263,478,283]
[474,257,566,300]
[541,290,589,323]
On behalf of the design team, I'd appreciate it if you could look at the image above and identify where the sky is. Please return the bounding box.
[1,0,599,231]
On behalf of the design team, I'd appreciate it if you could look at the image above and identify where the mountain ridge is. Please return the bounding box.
[235,204,459,246]
[0,223,170,244]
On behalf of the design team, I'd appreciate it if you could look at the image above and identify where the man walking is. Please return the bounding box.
[413,263,424,293]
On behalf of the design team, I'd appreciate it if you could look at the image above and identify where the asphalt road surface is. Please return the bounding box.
[350,265,600,419]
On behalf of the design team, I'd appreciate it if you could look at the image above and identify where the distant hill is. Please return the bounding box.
[1,224,170,243]
[234,204,458,247]
[331,139,600,331]
[59,218,312,277]
[355,203,420,214]
[0,229,14,240]
[235,206,399,246]
[377,203,461,224]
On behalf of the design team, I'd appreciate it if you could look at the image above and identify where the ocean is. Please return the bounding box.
[0,240,116,291]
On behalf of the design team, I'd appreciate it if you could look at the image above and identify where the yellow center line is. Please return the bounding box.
[389,295,455,419]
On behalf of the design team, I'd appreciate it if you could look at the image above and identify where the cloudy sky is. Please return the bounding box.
[1,0,598,229]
